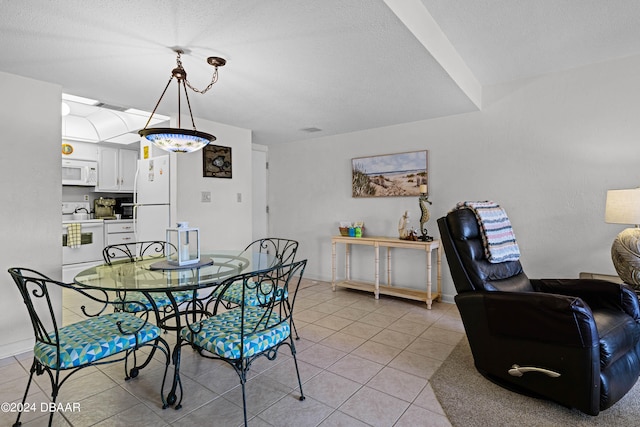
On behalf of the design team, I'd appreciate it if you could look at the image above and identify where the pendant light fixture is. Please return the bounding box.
[138,49,226,153]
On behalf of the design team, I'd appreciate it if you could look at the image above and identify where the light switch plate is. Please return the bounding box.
[201,191,211,203]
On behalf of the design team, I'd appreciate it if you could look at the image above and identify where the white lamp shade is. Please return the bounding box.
[605,188,640,225]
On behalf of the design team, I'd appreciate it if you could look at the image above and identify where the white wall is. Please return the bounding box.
[174,116,253,251]
[0,72,62,357]
[268,54,640,303]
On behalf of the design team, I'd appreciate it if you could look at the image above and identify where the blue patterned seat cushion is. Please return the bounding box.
[116,290,193,312]
[213,281,288,306]
[180,306,290,359]
[34,312,161,369]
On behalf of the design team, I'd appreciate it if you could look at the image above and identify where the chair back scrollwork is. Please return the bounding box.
[103,241,177,265]
[242,237,299,271]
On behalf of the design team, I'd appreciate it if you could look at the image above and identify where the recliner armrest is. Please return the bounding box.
[531,278,640,321]
[457,291,599,347]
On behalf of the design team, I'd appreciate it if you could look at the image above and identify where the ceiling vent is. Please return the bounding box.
[301,127,323,133]
[98,103,128,112]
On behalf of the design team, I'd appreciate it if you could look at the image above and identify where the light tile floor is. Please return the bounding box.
[0,279,464,426]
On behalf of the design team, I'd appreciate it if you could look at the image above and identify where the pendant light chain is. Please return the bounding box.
[176,52,221,95]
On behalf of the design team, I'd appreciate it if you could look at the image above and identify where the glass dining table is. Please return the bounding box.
[73,250,277,410]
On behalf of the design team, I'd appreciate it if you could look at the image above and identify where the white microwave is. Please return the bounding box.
[62,159,98,186]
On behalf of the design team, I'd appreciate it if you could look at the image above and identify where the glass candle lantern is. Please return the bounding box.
[166,223,200,266]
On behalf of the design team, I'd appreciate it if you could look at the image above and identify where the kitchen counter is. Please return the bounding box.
[62,218,104,224]
[62,218,133,224]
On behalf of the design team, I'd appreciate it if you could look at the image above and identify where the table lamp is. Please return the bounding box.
[605,188,640,286]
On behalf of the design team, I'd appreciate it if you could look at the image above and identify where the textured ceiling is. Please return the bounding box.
[1,0,640,145]
[420,0,640,85]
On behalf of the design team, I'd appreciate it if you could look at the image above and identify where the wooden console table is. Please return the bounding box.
[331,235,442,309]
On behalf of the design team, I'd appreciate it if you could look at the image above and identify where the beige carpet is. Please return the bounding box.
[430,339,640,426]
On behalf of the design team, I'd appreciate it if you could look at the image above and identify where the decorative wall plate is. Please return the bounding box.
[203,144,232,178]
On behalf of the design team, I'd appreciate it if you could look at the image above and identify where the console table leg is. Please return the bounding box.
[436,245,442,302]
[332,241,337,291]
[426,249,433,309]
[374,244,380,299]
[346,243,351,281]
[387,247,392,286]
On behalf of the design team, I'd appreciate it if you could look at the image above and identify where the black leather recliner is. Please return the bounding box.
[437,208,640,415]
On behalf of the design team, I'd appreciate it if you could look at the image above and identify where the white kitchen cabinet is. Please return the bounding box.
[104,220,136,259]
[61,141,99,161]
[105,220,135,244]
[97,147,138,192]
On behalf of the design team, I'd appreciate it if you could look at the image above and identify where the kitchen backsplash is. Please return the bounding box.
[62,186,131,213]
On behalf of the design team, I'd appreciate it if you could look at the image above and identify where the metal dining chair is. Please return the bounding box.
[8,267,170,427]
[212,237,302,339]
[181,259,307,426]
[103,241,194,330]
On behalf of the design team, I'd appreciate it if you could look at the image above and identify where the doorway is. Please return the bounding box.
[252,146,268,241]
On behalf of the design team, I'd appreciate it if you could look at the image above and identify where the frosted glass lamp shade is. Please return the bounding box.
[139,128,214,153]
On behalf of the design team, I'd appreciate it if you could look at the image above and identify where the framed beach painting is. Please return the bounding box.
[351,150,428,198]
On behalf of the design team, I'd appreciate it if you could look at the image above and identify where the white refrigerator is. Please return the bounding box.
[134,155,171,242]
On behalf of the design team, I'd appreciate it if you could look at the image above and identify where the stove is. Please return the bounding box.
[61,201,105,282]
